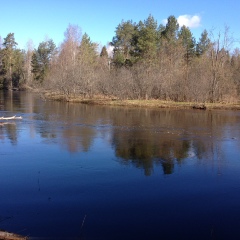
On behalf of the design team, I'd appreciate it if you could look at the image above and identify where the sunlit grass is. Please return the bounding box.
[77,99,240,110]
[42,92,240,110]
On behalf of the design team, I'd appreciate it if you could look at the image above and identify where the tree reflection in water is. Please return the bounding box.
[110,108,236,176]
[1,91,240,176]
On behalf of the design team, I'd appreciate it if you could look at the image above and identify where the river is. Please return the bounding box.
[0,91,240,239]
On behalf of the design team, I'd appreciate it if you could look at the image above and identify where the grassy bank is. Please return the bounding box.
[80,99,240,110]
[42,92,240,110]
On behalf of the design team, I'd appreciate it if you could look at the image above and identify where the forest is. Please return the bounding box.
[0,15,240,103]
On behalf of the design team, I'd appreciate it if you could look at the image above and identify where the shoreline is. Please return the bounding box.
[80,99,240,110]
[41,92,240,110]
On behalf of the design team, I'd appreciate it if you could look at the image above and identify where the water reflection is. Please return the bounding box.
[0,122,18,144]
[1,91,240,176]
[110,108,238,176]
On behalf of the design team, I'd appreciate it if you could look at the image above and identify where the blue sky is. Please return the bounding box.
[0,0,239,50]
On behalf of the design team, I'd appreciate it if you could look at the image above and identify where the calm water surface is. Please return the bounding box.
[0,91,240,239]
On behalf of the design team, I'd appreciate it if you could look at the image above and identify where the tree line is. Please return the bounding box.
[1,15,240,103]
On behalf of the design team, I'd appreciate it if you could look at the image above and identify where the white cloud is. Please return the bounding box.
[177,15,201,28]
[162,15,201,29]
[107,45,114,58]
[162,19,168,25]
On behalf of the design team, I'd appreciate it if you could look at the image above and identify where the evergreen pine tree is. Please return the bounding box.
[111,20,136,65]
[31,39,56,82]
[1,33,21,89]
[100,46,108,58]
[79,33,98,65]
[196,29,211,56]
[161,15,179,42]
[135,15,158,60]
[178,25,196,63]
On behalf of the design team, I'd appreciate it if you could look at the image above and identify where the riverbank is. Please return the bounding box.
[42,92,240,110]
[81,99,240,110]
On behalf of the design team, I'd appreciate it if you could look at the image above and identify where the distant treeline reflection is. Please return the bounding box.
[1,92,239,176]
[111,108,219,175]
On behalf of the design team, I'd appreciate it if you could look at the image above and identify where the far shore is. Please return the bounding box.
[39,91,240,110]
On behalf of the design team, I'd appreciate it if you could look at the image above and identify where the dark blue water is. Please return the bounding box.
[1,91,240,239]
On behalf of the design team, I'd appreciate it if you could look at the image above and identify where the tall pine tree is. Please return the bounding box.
[134,15,158,60]
[178,25,196,63]
[31,39,56,82]
[0,33,23,89]
[196,29,211,56]
[100,46,108,58]
[111,20,136,66]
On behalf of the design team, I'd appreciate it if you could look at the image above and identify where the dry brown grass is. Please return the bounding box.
[77,99,240,110]
[42,92,240,110]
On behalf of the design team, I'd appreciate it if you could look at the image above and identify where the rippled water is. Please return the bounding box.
[1,91,240,239]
